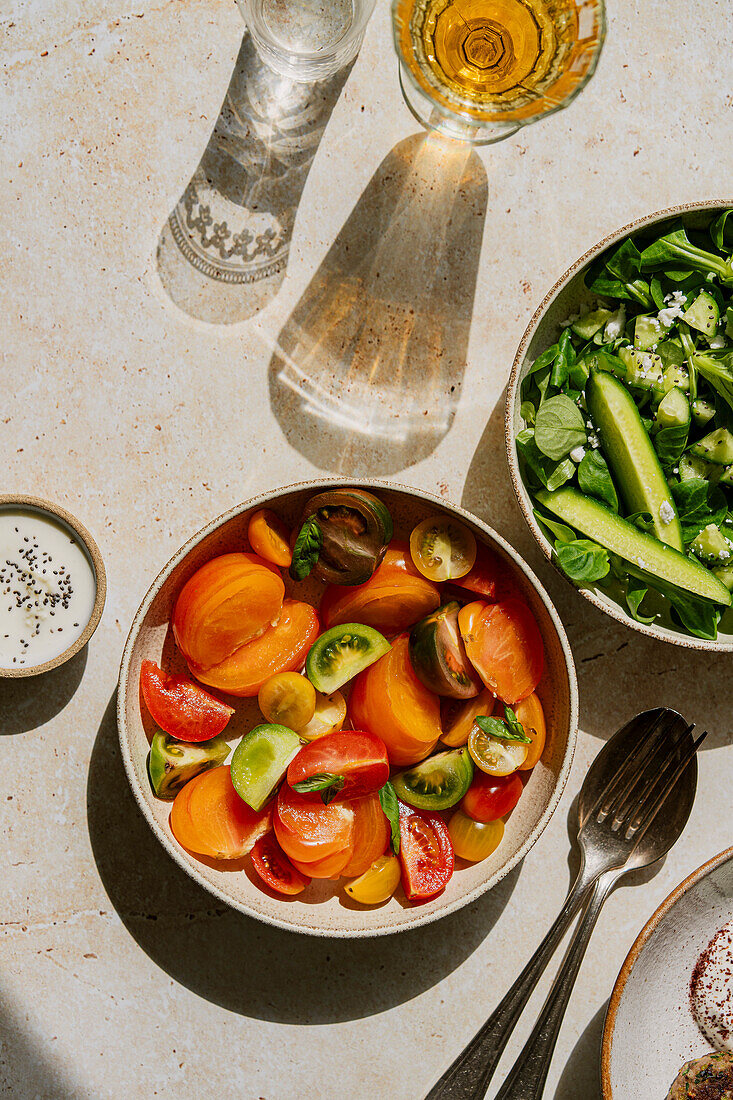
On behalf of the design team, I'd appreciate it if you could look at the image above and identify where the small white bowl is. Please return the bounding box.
[506,200,733,652]
[602,846,733,1098]
[117,478,578,937]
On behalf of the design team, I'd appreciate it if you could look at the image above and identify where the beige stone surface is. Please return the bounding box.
[1,0,732,1097]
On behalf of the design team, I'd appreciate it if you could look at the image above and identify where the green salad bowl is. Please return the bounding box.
[506,200,733,652]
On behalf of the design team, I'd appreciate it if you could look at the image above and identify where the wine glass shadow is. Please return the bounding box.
[267,131,488,475]
[87,694,521,1024]
[156,33,352,324]
[0,995,83,1099]
[0,645,87,735]
[463,394,733,749]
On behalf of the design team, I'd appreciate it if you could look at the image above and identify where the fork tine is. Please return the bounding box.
[596,711,685,823]
[588,709,674,821]
[626,730,707,841]
[609,721,695,829]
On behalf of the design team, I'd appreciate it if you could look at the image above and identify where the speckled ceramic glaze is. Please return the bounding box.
[117,479,578,937]
[602,847,733,1099]
[505,200,733,652]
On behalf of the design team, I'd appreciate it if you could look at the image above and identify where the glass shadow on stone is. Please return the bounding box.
[267,132,488,474]
[156,33,351,324]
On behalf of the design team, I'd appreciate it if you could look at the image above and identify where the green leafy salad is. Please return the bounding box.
[518,209,733,641]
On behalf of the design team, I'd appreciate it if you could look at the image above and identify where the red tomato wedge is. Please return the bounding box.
[448,546,504,600]
[250,833,310,895]
[320,542,441,634]
[170,765,272,859]
[458,598,544,705]
[341,791,391,878]
[140,659,234,742]
[287,731,389,801]
[192,599,320,697]
[398,801,454,901]
[274,783,355,864]
[462,771,523,823]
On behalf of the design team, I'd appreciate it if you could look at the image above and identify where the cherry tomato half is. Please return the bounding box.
[467,723,528,776]
[298,689,347,741]
[410,517,477,582]
[458,598,544,705]
[345,854,401,905]
[250,832,310,895]
[140,659,234,742]
[398,800,454,902]
[462,771,523,823]
[287,731,390,801]
[248,509,292,568]
[258,671,316,730]
[170,765,272,859]
[449,812,504,862]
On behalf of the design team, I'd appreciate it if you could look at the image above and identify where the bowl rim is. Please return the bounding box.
[0,493,107,678]
[505,198,733,653]
[601,843,733,1099]
[117,476,579,937]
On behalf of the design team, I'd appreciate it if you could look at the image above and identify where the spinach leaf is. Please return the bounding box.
[290,515,323,580]
[654,422,689,467]
[605,238,642,282]
[577,449,618,511]
[625,578,656,624]
[534,395,587,460]
[650,275,665,310]
[691,351,733,415]
[555,538,610,584]
[520,400,536,426]
[529,343,560,375]
[640,227,733,285]
[711,209,733,254]
[517,430,576,492]
[474,713,531,744]
[533,509,576,544]
[627,510,655,534]
[670,478,727,543]
[378,781,400,855]
[668,592,721,640]
[550,328,576,389]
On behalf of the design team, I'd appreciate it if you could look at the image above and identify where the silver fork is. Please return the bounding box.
[426,707,705,1100]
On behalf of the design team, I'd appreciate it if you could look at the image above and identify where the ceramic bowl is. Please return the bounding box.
[506,200,733,652]
[117,478,578,937]
[602,846,733,1098]
[0,493,106,678]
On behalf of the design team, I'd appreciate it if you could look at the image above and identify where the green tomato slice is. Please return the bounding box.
[230,724,301,811]
[392,748,474,811]
[147,730,229,800]
[305,623,391,693]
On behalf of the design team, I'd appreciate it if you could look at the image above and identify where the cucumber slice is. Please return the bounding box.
[305,623,390,693]
[660,363,690,394]
[719,465,733,487]
[714,563,733,591]
[691,398,716,428]
[690,427,733,465]
[536,487,730,605]
[726,305,733,339]
[678,453,723,484]
[230,724,301,811]
[691,524,731,563]
[586,371,684,550]
[634,315,669,351]
[656,387,690,430]
[392,748,474,811]
[571,309,613,340]
[618,346,663,390]
[682,289,720,336]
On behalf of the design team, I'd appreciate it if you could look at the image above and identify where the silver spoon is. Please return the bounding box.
[425,707,704,1100]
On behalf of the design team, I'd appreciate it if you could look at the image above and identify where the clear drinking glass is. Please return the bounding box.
[393,0,605,143]
[237,0,377,81]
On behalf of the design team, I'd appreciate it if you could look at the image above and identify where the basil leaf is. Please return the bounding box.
[555,538,610,584]
[550,328,576,389]
[290,515,322,581]
[577,450,619,512]
[516,430,575,492]
[625,578,656,624]
[534,395,587,460]
[711,209,733,254]
[650,275,666,311]
[292,773,345,805]
[605,237,642,282]
[654,422,689,467]
[528,343,560,375]
[520,400,536,426]
[503,705,529,741]
[532,509,576,544]
[474,714,531,744]
[378,781,400,855]
[668,593,721,640]
[627,510,655,534]
[671,478,727,544]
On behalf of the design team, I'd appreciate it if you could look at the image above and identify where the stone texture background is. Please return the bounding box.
[1,0,732,1097]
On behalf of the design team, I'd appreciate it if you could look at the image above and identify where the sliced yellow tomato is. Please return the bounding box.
[515,692,546,770]
[410,516,476,581]
[344,854,401,904]
[258,671,316,730]
[467,724,528,776]
[298,690,347,741]
[449,811,504,862]
[441,689,496,747]
[248,509,292,567]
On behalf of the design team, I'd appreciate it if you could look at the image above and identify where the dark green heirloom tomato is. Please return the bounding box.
[392,748,474,811]
[230,724,302,811]
[409,602,481,699]
[305,623,391,693]
[147,730,229,800]
[299,489,393,586]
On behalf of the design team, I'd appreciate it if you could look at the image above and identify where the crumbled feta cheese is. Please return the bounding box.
[570,445,586,463]
[719,548,731,562]
[560,313,579,329]
[588,432,600,448]
[709,334,726,349]
[658,290,687,328]
[659,500,675,525]
[604,306,626,340]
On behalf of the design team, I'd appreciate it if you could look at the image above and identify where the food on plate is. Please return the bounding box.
[690,917,733,1054]
[517,209,733,640]
[141,489,548,907]
[666,1051,733,1099]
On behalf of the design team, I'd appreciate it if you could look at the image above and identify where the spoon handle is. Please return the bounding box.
[493,872,615,1100]
[423,871,594,1100]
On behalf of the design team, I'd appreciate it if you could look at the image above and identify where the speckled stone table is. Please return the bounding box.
[2,1,732,1097]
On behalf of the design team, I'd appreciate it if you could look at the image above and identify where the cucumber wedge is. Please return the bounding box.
[586,371,684,550]
[682,289,719,336]
[536,487,731,606]
[690,426,733,465]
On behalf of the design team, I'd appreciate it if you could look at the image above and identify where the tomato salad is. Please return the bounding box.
[142,490,547,906]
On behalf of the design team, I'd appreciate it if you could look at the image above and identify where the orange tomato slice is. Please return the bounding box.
[248,509,292,568]
[192,599,320,697]
[458,599,544,705]
[441,689,496,747]
[170,765,272,859]
[288,845,355,880]
[173,553,284,671]
[514,692,547,770]
[320,542,440,634]
[274,784,355,863]
[341,791,390,878]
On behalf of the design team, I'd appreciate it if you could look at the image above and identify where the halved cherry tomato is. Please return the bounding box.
[140,659,234,742]
[192,599,320,697]
[287,731,390,801]
[349,635,441,766]
[449,811,504,862]
[298,690,347,741]
[345,854,401,904]
[320,542,441,634]
[410,517,476,582]
[448,545,504,600]
[250,832,310,895]
[514,692,547,770]
[274,783,354,863]
[398,800,454,901]
[248,509,292,568]
[462,771,523,822]
[170,765,272,859]
[341,791,391,877]
[173,553,284,671]
[458,599,544,705]
[467,722,528,776]
[258,671,316,730]
[441,689,495,748]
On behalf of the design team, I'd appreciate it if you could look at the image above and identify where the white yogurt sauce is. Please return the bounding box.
[691,917,733,1052]
[0,507,97,669]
